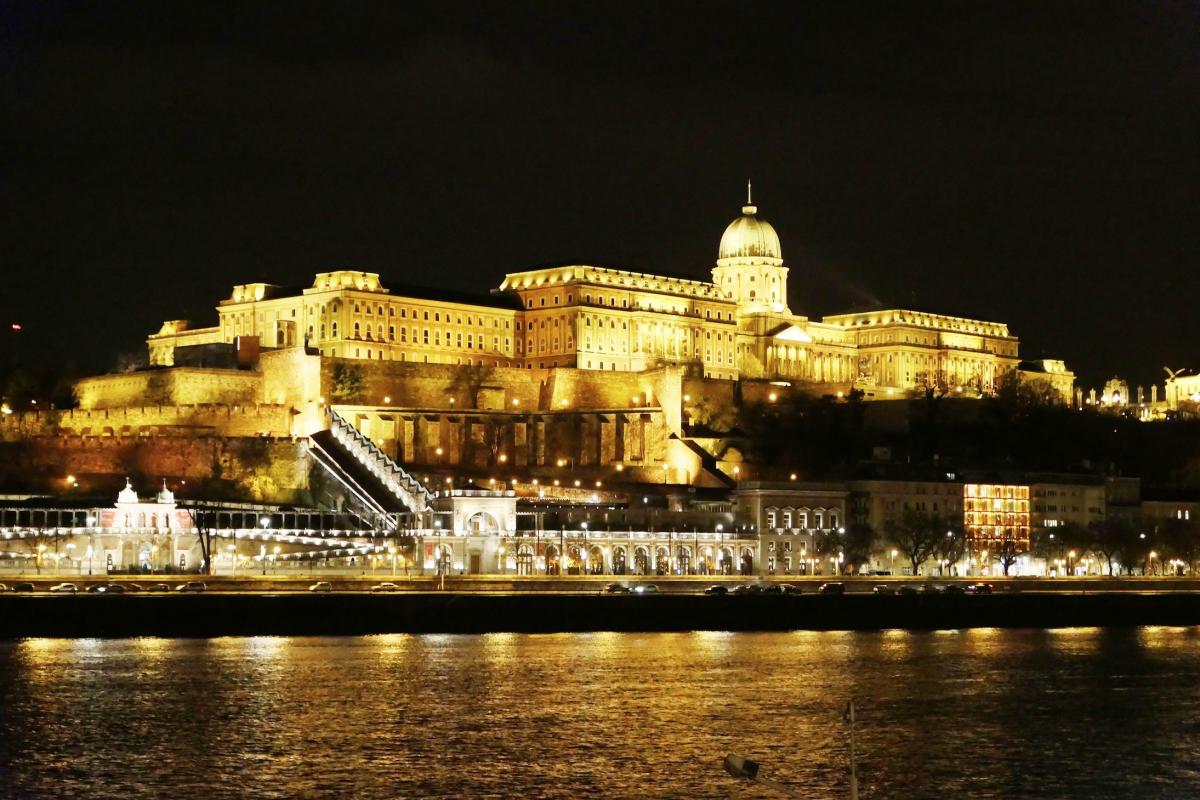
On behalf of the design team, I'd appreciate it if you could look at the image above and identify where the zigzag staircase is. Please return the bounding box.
[308,409,434,519]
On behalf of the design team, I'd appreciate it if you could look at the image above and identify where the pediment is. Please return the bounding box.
[770,324,813,344]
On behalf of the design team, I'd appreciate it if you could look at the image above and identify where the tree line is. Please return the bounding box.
[818,508,1200,578]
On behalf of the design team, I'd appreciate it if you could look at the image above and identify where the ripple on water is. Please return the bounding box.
[1,628,1199,798]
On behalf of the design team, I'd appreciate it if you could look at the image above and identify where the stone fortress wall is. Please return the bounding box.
[0,435,311,503]
[0,404,296,440]
[75,368,263,410]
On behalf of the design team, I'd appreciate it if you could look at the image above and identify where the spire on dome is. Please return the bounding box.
[117,477,139,504]
[742,179,757,216]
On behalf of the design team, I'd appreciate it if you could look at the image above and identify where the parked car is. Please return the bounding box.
[966,582,994,595]
[0,584,8,592]
[87,583,125,594]
[943,584,966,595]
[703,585,729,595]
[147,583,171,592]
[601,583,630,594]
[49,583,78,594]
[123,583,143,593]
[632,583,660,594]
[779,583,803,595]
[872,584,897,595]
[729,583,762,595]
[308,581,333,593]
[896,585,918,596]
[817,582,846,595]
[175,581,206,593]
[370,582,399,593]
[918,583,942,595]
[761,584,784,594]
[12,582,34,592]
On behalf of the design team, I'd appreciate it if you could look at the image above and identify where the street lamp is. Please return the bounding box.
[581,522,589,576]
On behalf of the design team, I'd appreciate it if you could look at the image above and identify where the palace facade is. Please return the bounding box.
[147,192,1063,398]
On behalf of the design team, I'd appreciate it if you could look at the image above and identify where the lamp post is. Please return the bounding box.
[581,522,588,576]
[890,549,897,576]
[85,515,97,575]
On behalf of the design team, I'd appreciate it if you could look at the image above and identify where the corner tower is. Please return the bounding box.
[711,183,789,315]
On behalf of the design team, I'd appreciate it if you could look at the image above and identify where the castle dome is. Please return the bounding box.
[718,188,781,261]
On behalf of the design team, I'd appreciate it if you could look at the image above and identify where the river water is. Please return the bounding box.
[1,628,1199,798]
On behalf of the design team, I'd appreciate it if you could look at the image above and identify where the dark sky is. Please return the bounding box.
[3,1,1198,389]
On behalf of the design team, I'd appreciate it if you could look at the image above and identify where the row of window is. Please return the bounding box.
[764,508,841,530]
[523,289,737,322]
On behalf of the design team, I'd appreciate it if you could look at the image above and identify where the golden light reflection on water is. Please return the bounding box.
[239,635,289,660]
[1137,625,1200,650]
[5,630,1200,798]
[133,636,167,653]
[18,638,71,655]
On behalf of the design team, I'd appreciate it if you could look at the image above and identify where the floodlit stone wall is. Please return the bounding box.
[0,405,295,441]
[0,436,311,504]
[318,358,686,418]
[75,368,263,410]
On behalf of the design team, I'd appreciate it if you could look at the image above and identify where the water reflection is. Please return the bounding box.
[0,629,1197,798]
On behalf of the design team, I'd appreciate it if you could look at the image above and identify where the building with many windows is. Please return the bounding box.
[144,192,1064,398]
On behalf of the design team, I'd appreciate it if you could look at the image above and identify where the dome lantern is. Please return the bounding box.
[712,182,790,315]
[718,181,782,261]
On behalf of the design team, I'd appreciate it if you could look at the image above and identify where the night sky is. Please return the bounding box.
[3,1,1198,390]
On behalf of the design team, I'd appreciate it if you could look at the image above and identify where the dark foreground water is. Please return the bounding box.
[2,629,1200,799]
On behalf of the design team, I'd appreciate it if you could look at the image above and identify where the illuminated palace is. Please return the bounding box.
[147,189,1065,398]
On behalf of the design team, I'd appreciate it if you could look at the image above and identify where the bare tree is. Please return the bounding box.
[933,526,967,575]
[182,504,218,575]
[993,539,1021,576]
[887,509,943,576]
[447,363,496,409]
